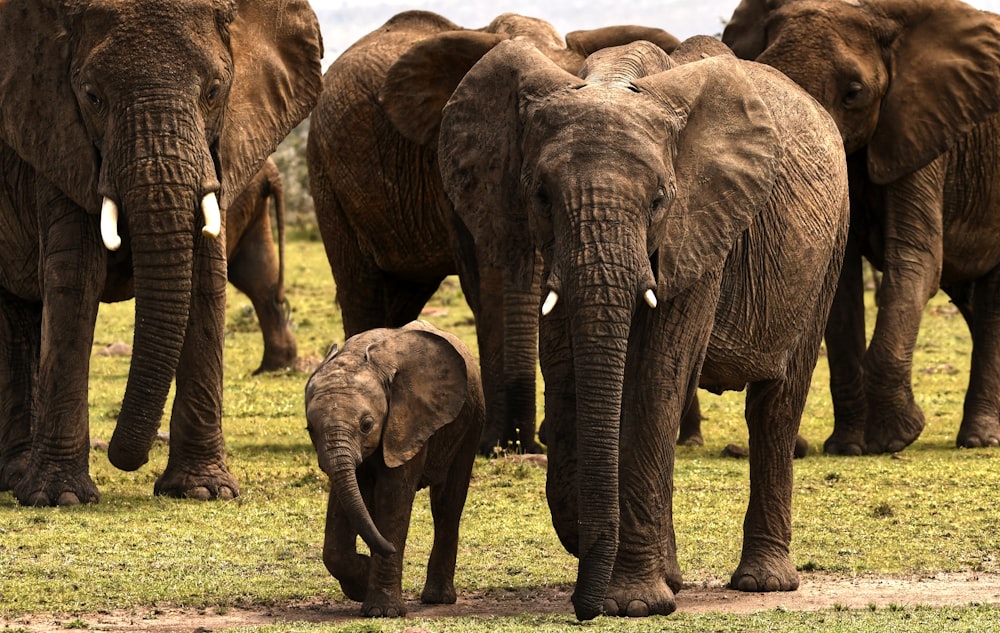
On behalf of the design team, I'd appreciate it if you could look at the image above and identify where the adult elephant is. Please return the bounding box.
[0,0,322,506]
[723,0,1000,454]
[307,10,679,456]
[227,158,297,375]
[434,38,848,619]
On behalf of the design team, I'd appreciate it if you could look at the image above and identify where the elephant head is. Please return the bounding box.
[437,40,781,619]
[723,0,1000,184]
[0,0,322,471]
[305,323,470,557]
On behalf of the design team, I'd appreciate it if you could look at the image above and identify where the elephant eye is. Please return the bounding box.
[83,84,102,108]
[536,184,551,209]
[842,81,865,107]
[205,79,224,106]
[360,416,375,435]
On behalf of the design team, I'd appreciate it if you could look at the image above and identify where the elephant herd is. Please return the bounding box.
[1,0,999,622]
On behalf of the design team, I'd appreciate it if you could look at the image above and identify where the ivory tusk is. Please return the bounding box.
[201,192,221,238]
[541,290,559,316]
[644,289,658,309]
[100,197,122,251]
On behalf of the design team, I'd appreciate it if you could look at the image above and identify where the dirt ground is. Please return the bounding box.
[5,572,1000,632]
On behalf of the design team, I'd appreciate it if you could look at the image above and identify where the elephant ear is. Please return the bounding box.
[221,0,323,208]
[635,56,782,296]
[670,35,737,65]
[866,0,1000,184]
[438,39,583,272]
[0,0,99,212]
[565,25,681,57]
[380,31,507,146]
[722,0,789,60]
[366,329,469,468]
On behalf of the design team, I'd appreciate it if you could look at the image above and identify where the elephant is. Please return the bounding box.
[305,320,484,618]
[722,0,1000,454]
[0,0,322,506]
[227,157,297,375]
[431,37,849,618]
[306,10,679,457]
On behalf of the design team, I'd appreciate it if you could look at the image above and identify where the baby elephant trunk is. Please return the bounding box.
[330,456,396,557]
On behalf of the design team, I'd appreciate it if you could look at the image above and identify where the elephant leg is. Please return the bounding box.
[677,393,705,446]
[461,255,541,456]
[155,232,238,500]
[14,191,104,506]
[323,489,370,602]
[227,214,297,374]
[604,290,713,618]
[539,305,579,555]
[0,290,41,492]
[363,464,417,618]
[421,431,478,604]
[863,163,945,454]
[957,272,1000,448]
[823,229,868,455]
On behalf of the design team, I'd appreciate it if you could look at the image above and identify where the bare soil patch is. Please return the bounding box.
[5,572,1000,631]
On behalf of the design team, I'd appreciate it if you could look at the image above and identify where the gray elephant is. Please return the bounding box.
[227,157,297,375]
[431,38,848,618]
[723,0,1000,454]
[306,10,679,456]
[305,321,484,618]
[0,0,322,506]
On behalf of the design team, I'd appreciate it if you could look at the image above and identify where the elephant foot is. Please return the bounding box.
[253,344,298,375]
[600,576,678,618]
[678,430,704,447]
[823,419,866,456]
[729,553,799,592]
[153,463,240,500]
[420,578,457,604]
[956,416,1000,449]
[793,435,809,458]
[864,399,925,454]
[12,462,99,506]
[0,451,29,491]
[362,588,407,618]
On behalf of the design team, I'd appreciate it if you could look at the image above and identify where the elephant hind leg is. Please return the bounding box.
[0,290,40,491]
[957,274,1000,448]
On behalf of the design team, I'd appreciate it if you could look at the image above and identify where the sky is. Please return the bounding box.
[308,0,1000,65]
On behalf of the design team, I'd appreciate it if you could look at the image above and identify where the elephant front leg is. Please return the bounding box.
[323,491,371,602]
[361,467,415,618]
[730,376,803,593]
[0,292,41,492]
[862,166,944,454]
[956,273,1000,448]
[155,232,238,499]
[14,193,104,506]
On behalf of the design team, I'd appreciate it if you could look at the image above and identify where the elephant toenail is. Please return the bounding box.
[626,600,650,617]
[735,575,759,592]
[186,486,212,501]
[764,576,781,591]
[602,598,620,616]
[57,491,82,506]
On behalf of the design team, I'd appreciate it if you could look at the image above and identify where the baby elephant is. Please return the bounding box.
[305,321,485,617]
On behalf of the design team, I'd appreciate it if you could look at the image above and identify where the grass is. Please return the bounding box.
[3,238,1000,631]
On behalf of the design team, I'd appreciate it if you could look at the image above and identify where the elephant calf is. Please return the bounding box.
[305,321,484,617]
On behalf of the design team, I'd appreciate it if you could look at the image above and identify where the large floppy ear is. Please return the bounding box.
[220,0,323,208]
[722,0,787,60]
[0,0,99,212]
[438,39,582,273]
[565,25,680,57]
[635,56,782,295]
[366,329,469,468]
[380,30,507,146]
[867,0,1000,184]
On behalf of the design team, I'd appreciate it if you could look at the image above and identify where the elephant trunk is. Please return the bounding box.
[563,242,643,621]
[503,274,540,450]
[329,446,396,557]
[106,100,211,471]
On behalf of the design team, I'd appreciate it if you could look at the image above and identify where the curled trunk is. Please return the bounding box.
[330,453,396,557]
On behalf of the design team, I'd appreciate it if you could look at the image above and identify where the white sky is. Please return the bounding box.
[308,0,1000,65]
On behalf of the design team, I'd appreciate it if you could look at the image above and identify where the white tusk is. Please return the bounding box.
[541,290,559,316]
[201,193,221,238]
[100,197,122,251]
[644,289,658,309]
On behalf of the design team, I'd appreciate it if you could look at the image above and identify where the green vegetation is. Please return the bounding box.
[2,239,1000,631]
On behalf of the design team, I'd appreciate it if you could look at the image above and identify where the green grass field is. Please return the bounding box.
[3,236,1000,632]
